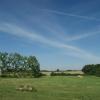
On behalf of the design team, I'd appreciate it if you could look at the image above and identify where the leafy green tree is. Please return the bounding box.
[82,64,95,75]
[56,69,60,72]
[82,64,100,76]
[0,51,41,78]
[12,53,22,72]
[95,64,100,76]
[7,53,14,72]
[22,56,28,71]
[27,56,40,77]
[0,52,8,75]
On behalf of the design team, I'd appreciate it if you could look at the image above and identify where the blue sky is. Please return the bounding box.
[0,0,100,70]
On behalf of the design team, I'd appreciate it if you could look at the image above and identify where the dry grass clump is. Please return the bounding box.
[77,75,83,78]
[16,85,37,92]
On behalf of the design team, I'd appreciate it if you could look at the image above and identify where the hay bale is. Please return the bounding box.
[16,85,37,92]
[77,75,83,78]
[25,85,33,92]
[16,85,24,91]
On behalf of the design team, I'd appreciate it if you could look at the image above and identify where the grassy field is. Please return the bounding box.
[41,70,84,76]
[0,76,100,100]
[65,70,84,74]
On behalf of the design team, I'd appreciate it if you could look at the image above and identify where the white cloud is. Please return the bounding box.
[0,22,100,63]
[0,23,81,52]
[65,31,100,41]
[41,9,100,21]
[30,9,100,42]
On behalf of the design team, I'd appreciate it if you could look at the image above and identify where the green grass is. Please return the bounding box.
[41,70,84,76]
[65,70,84,74]
[0,76,100,100]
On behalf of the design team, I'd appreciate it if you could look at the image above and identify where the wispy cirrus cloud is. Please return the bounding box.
[0,22,100,63]
[29,8,100,42]
[65,31,100,41]
[41,9,100,21]
[0,23,81,52]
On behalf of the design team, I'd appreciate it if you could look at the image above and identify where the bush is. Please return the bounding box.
[95,67,100,77]
[50,72,82,76]
[82,64,100,76]
[50,72,66,76]
[82,64,95,75]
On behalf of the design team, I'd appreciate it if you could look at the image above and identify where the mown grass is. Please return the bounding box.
[0,76,100,100]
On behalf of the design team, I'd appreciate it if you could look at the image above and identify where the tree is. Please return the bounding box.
[27,56,40,77]
[12,53,22,72]
[22,56,28,71]
[82,64,100,76]
[95,64,100,76]
[82,64,95,75]
[7,53,15,72]
[0,51,41,78]
[56,69,60,72]
[0,52,8,75]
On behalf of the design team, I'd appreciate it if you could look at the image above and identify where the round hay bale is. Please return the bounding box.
[16,85,37,92]
[77,75,83,78]
[16,85,24,91]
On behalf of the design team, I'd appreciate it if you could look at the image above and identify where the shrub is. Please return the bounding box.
[50,72,82,76]
[82,64,100,76]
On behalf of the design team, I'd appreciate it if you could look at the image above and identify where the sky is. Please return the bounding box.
[0,0,100,70]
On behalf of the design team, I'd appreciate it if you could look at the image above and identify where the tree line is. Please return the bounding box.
[0,52,40,78]
[82,64,100,76]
